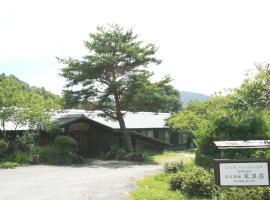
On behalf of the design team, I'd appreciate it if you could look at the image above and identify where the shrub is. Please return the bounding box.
[14,151,33,164]
[105,145,145,161]
[15,131,37,152]
[215,187,270,200]
[169,172,185,191]
[105,145,128,160]
[0,139,9,160]
[54,135,78,151]
[39,146,61,164]
[169,166,215,198]
[39,135,81,165]
[163,161,184,173]
[124,152,145,162]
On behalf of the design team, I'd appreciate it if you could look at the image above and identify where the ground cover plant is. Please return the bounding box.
[0,161,19,169]
[105,145,145,162]
[127,173,184,200]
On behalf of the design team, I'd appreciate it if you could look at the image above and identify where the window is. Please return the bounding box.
[178,134,183,144]
[148,130,154,138]
[183,133,188,144]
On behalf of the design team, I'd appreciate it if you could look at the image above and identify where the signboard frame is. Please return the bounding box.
[214,159,270,187]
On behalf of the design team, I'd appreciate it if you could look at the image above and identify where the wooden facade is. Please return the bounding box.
[59,116,169,157]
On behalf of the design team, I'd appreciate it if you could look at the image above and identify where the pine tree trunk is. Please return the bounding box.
[111,64,133,151]
[117,114,133,151]
[113,92,133,151]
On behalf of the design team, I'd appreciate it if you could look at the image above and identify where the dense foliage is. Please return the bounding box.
[0,74,61,163]
[105,145,145,162]
[169,166,215,198]
[195,109,269,167]
[121,72,181,112]
[59,24,180,150]
[168,163,270,199]
[39,135,81,165]
[168,63,270,168]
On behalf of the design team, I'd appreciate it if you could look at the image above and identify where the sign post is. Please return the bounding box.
[214,159,270,186]
[214,140,270,187]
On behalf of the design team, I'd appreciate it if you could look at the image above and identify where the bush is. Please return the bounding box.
[169,172,185,191]
[39,135,81,165]
[163,161,184,173]
[15,131,37,152]
[39,146,61,164]
[13,151,33,164]
[105,145,128,160]
[54,135,78,149]
[215,187,270,200]
[124,152,145,162]
[0,139,9,160]
[169,166,215,198]
[105,145,145,162]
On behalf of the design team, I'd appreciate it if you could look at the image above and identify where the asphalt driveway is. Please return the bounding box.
[0,160,162,200]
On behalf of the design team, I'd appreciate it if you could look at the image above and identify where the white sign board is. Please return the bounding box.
[214,160,270,186]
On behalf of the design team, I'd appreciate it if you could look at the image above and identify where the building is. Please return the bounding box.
[1,110,191,157]
[53,110,190,157]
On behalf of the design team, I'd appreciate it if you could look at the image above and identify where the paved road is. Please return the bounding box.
[0,160,162,200]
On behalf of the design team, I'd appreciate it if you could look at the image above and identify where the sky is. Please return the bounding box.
[1,0,270,96]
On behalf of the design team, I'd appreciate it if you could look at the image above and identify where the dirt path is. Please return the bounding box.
[0,160,162,200]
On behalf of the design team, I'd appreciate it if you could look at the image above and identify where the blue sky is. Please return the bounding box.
[1,0,270,95]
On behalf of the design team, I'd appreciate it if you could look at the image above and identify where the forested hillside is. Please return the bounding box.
[0,74,59,99]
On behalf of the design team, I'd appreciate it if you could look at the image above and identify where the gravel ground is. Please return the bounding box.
[0,160,162,200]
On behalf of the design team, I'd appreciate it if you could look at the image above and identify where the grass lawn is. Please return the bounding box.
[127,172,209,200]
[127,173,184,200]
[145,150,195,165]
[0,161,19,168]
[127,150,204,200]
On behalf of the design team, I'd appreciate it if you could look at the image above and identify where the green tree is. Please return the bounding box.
[12,91,61,131]
[59,24,161,150]
[122,71,181,112]
[228,63,270,111]
[167,96,227,136]
[0,75,61,136]
[195,109,269,168]
[0,76,23,137]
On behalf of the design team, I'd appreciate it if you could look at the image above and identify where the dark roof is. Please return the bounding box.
[214,140,270,149]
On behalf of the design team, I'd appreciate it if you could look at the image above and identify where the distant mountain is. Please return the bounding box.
[181,91,210,107]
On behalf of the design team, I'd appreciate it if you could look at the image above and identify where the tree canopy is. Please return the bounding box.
[228,63,270,111]
[121,71,181,112]
[167,63,270,167]
[0,74,61,138]
[59,24,180,150]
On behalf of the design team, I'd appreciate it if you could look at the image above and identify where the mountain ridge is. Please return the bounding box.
[181,91,210,107]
